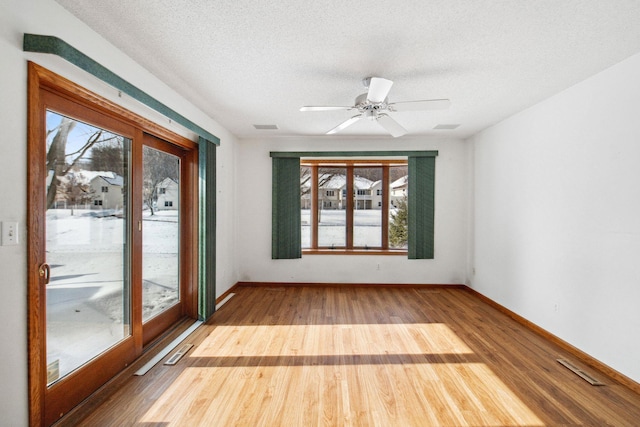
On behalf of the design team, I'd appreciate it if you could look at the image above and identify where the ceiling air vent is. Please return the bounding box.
[433,124,460,130]
[253,124,279,130]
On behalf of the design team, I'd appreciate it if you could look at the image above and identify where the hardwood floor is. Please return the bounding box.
[69,285,640,426]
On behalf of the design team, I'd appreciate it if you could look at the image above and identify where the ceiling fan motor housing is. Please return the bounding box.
[355,93,388,114]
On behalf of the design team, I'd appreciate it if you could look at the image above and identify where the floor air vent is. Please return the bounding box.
[164,344,194,366]
[557,359,605,386]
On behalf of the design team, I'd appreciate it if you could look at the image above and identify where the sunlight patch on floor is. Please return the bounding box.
[188,323,474,358]
[139,322,544,426]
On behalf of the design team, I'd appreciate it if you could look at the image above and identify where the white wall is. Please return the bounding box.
[236,137,469,285]
[0,0,238,424]
[470,52,640,383]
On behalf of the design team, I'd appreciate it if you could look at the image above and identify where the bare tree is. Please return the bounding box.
[390,165,408,182]
[143,146,179,215]
[46,117,77,209]
[90,142,125,176]
[61,174,94,214]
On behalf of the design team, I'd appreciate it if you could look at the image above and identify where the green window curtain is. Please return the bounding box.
[408,156,436,259]
[272,157,302,259]
[198,137,217,319]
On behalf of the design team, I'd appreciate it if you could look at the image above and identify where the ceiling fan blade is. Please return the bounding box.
[300,106,354,112]
[326,115,362,135]
[388,99,451,112]
[367,77,393,103]
[376,113,407,138]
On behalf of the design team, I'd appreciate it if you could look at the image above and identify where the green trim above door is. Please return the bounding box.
[23,33,220,145]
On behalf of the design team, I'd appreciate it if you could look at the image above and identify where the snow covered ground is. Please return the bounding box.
[302,208,396,248]
[46,208,178,383]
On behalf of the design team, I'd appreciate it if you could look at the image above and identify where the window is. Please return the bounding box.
[101,186,109,193]
[165,200,173,207]
[159,187,166,194]
[326,190,334,197]
[270,151,438,259]
[94,199,103,206]
[300,160,408,253]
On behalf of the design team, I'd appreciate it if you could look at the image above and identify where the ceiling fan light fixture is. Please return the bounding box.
[363,110,378,121]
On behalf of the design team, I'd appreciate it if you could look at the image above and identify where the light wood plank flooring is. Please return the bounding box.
[70,286,640,426]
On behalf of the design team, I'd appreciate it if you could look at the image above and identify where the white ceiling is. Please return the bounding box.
[55,0,640,140]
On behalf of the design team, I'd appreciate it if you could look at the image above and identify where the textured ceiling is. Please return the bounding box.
[55,0,640,139]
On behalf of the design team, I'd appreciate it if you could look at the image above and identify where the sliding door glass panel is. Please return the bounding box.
[300,165,311,249]
[318,167,346,248]
[353,167,382,248]
[142,146,180,322]
[45,110,131,386]
[389,165,409,249]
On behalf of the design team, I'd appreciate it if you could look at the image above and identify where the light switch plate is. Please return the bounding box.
[1,221,19,245]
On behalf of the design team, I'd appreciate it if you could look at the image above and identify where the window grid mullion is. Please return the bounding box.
[382,165,390,250]
[311,165,319,249]
[346,165,354,248]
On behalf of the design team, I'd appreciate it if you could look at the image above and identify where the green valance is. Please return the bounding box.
[270,150,438,158]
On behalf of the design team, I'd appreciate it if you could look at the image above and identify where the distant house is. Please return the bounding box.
[319,174,345,209]
[301,174,312,209]
[156,177,179,210]
[88,173,124,210]
[49,170,123,210]
[371,180,383,209]
[302,173,386,210]
[390,175,408,207]
[352,175,375,209]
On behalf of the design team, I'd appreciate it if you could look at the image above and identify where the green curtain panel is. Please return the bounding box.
[408,156,436,259]
[272,157,302,259]
[199,138,217,319]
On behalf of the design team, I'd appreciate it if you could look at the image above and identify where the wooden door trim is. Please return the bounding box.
[27,60,48,427]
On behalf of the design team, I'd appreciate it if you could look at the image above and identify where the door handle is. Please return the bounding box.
[38,263,50,285]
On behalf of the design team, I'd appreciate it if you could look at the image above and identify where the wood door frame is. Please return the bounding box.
[27,62,198,426]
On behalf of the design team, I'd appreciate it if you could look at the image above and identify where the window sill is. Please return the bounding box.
[302,249,407,256]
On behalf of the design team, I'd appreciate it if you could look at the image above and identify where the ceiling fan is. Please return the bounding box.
[300,77,450,137]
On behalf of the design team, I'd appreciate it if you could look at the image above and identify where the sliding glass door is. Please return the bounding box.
[141,135,187,344]
[45,111,133,386]
[28,64,198,426]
